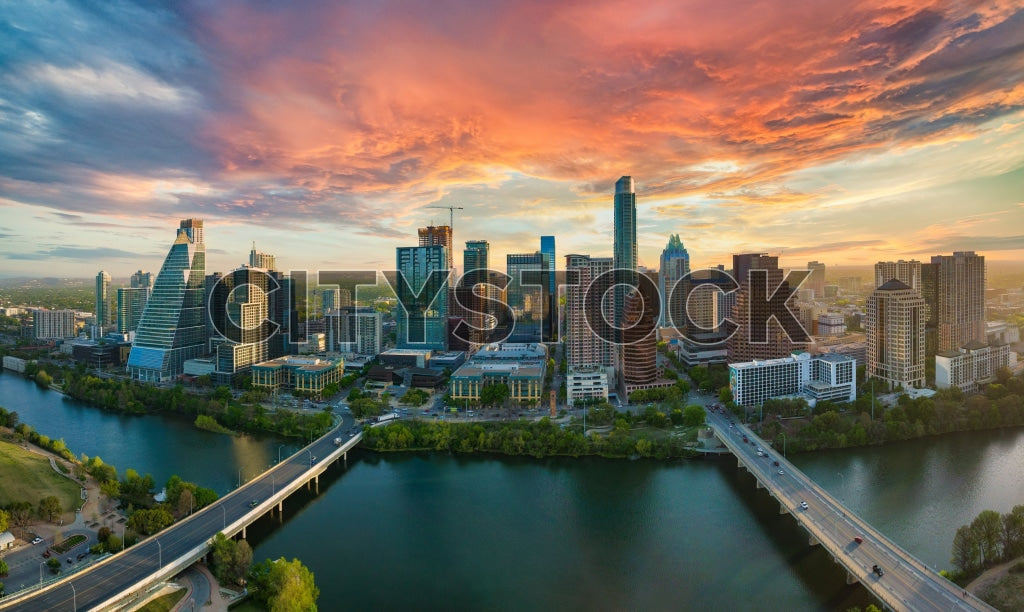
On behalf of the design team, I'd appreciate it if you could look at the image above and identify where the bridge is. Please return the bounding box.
[0,413,362,612]
[704,407,995,612]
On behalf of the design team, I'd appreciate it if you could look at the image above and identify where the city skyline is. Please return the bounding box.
[2,1,1023,277]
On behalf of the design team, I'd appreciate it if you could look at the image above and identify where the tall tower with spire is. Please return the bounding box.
[658,235,689,328]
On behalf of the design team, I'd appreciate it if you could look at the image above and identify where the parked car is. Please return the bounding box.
[77,552,87,560]
[31,536,43,545]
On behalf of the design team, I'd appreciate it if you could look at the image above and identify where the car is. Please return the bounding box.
[872,564,884,577]
[310,455,318,464]
[854,536,863,544]
[66,557,73,564]
[778,469,784,475]
[31,536,43,545]
[800,501,809,510]
[249,499,259,508]
[756,447,763,453]
[43,551,50,558]
[773,460,779,466]
[77,552,87,560]
[757,451,763,456]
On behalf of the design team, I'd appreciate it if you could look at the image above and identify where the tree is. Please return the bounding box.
[38,496,62,522]
[47,557,62,573]
[0,559,8,576]
[971,510,1003,567]
[249,557,320,612]
[951,525,979,573]
[1002,505,1024,559]
[683,404,705,427]
[127,507,174,535]
[0,509,9,533]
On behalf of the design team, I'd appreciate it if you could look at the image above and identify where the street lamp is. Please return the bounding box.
[70,582,77,612]
[837,472,846,506]
[780,432,787,458]
[220,504,226,529]
[39,561,46,587]
[155,538,162,570]
[237,467,243,489]
[277,444,287,464]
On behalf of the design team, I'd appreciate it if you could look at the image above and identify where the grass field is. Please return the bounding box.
[0,440,80,520]
[138,588,187,612]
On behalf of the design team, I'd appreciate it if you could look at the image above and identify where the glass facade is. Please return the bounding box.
[127,219,207,382]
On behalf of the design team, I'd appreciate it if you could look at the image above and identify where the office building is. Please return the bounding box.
[866,279,926,389]
[251,355,344,398]
[622,275,659,385]
[729,352,856,407]
[326,306,383,356]
[117,287,149,334]
[32,308,76,340]
[130,270,153,289]
[727,253,801,363]
[457,240,491,348]
[449,342,548,406]
[567,365,610,406]
[540,236,556,340]
[506,252,546,342]
[95,270,112,331]
[874,260,922,290]
[936,342,1014,393]
[659,235,690,328]
[395,244,449,351]
[612,176,637,334]
[206,266,279,382]
[806,261,826,298]
[817,313,846,336]
[127,218,207,382]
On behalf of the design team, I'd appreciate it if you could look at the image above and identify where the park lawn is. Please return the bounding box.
[0,440,80,519]
[138,588,187,612]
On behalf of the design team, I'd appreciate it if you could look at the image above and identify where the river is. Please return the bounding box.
[2,370,1022,610]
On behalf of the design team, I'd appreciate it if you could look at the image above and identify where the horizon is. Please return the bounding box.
[1,2,1022,277]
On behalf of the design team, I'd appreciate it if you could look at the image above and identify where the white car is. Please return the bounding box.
[778,469,784,475]
[800,501,809,510]
[31,536,43,545]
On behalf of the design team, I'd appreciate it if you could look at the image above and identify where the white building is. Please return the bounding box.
[32,308,76,340]
[729,352,856,407]
[567,365,611,406]
[936,342,1016,393]
[817,313,846,336]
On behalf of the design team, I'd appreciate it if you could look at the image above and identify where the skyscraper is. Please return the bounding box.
[506,252,545,342]
[540,236,556,340]
[806,261,826,298]
[613,176,637,334]
[866,279,926,389]
[127,219,207,382]
[95,270,111,333]
[458,240,491,347]
[874,260,922,290]
[395,244,449,350]
[658,235,689,328]
[926,251,986,352]
[565,254,615,369]
[117,287,149,334]
[727,253,801,363]
[622,274,659,384]
[130,269,153,289]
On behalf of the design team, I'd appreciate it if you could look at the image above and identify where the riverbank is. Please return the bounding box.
[965,556,1024,610]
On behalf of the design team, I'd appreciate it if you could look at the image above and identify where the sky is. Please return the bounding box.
[1,0,1023,279]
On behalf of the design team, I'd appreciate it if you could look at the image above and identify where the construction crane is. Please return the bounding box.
[427,205,464,229]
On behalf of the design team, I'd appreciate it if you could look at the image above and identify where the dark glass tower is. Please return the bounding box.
[613,176,637,334]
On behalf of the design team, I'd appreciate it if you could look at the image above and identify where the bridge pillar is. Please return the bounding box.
[343,451,347,463]
[315,474,319,494]
[242,525,246,539]
[755,480,764,489]
[779,504,789,515]
[808,534,820,546]
[846,571,859,585]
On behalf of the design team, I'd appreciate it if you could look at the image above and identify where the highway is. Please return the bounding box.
[704,407,994,612]
[0,412,358,612]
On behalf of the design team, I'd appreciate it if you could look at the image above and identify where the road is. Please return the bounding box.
[0,412,356,612]
[703,407,993,612]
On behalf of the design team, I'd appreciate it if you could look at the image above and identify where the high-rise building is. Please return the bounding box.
[418,225,453,270]
[95,270,111,332]
[249,243,277,271]
[658,235,689,328]
[506,252,545,342]
[612,176,637,334]
[806,261,826,298]
[540,236,556,340]
[622,274,659,384]
[395,245,449,350]
[926,251,986,353]
[32,308,76,340]
[874,260,922,290]
[727,253,800,363]
[565,254,615,370]
[127,218,207,382]
[117,287,149,334]
[866,279,926,389]
[130,270,153,289]
[207,266,276,381]
[458,240,491,347]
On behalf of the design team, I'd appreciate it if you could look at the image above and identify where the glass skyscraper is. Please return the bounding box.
[127,219,207,382]
[506,252,545,342]
[613,176,637,333]
[540,236,555,340]
[95,270,111,334]
[394,244,449,350]
[658,235,689,328]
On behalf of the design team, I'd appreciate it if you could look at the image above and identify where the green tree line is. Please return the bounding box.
[949,504,1024,583]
